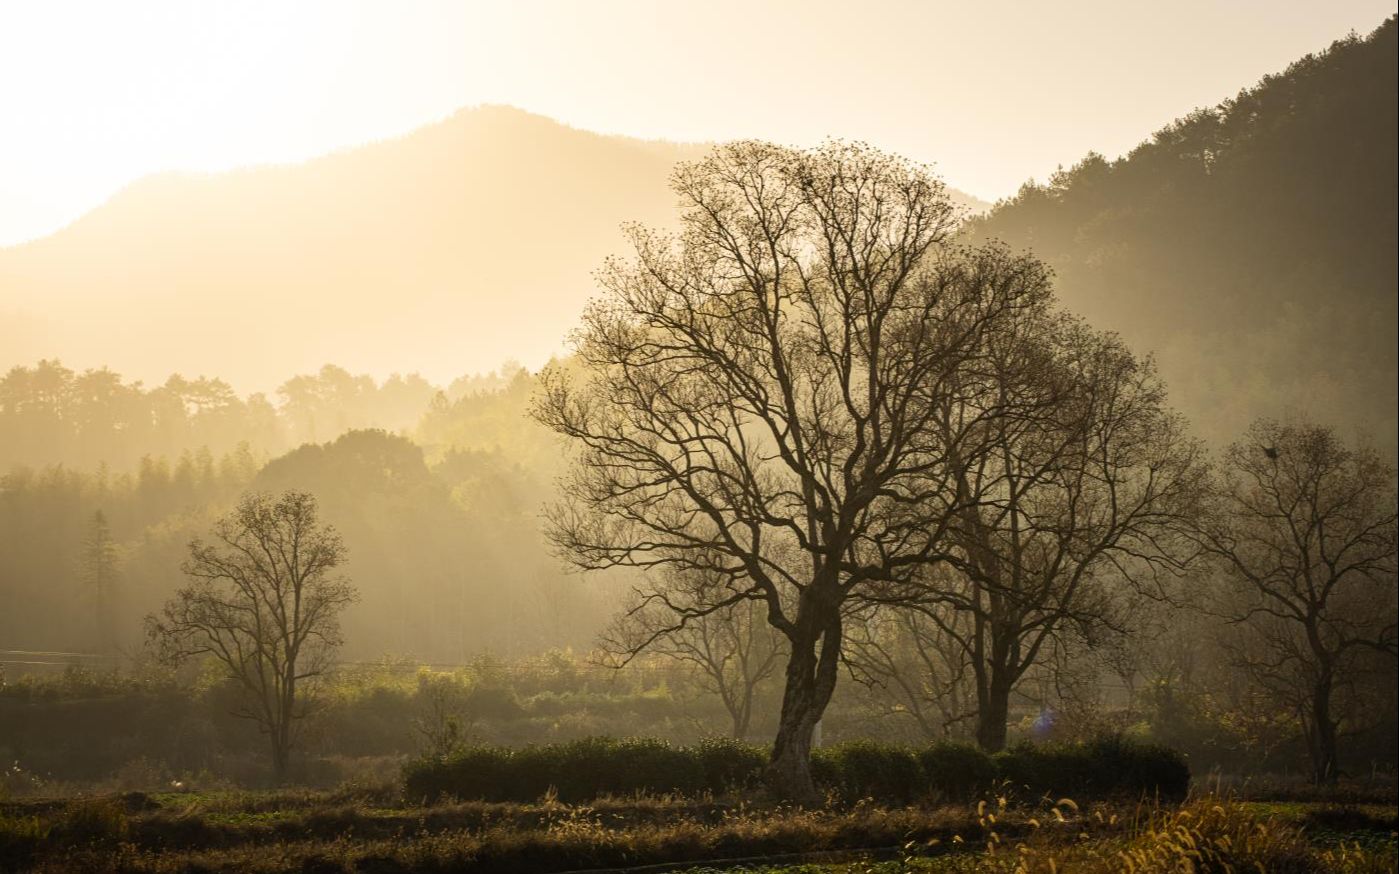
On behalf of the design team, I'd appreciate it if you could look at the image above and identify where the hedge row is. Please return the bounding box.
[402,736,1188,804]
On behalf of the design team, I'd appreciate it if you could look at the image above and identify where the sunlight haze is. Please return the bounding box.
[2,0,1392,245]
[0,3,1395,854]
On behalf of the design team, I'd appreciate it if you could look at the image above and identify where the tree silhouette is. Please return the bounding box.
[535,140,1052,800]
[147,491,355,781]
[1192,419,1398,783]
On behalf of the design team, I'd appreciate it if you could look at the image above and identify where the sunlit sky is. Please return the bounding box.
[2,0,1394,246]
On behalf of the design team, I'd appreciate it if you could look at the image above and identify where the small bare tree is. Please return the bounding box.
[534,140,1051,800]
[1192,419,1397,783]
[412,671,478,758]
[605,570,783,739]
[147,491,355,781]
[845,595,978,741]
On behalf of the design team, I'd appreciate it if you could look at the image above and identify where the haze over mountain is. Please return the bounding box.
[971,17,1397,447]
[3,12,1393,452]
[0,105,988,393]
[0,107,700,390]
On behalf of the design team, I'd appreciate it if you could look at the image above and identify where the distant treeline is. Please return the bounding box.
[0,359,553,473]
[0,361,615,662]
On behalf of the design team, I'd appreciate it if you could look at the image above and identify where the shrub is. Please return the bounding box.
[405,737,709,803]
[403,745,513,803]
[463,684,526,721]
[693,737,766,792]
[816,741,926,803]
[995,737,1189,800]
[919,742,996,800]
[405,734,1189,805]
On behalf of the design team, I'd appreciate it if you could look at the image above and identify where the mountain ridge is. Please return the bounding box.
[0,104,988,394]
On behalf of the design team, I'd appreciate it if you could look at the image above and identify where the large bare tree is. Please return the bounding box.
[919,318,1205,751]
[147,490,355,781]
[534,140,1052,799]
[1193,419,1397,783]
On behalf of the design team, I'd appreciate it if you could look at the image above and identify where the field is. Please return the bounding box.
[2,784,1395,873]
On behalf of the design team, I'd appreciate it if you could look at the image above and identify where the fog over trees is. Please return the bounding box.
[1,16,1394,806]
[148,491,356,782]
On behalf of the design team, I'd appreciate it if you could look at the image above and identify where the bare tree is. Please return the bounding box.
[533,140,1051,800]
[845,594,978,741]
[606,573,783,739]
[1192,419,1397,783]
[146,491,355,781]
[920,318,1205,751]
[412,671,478,758]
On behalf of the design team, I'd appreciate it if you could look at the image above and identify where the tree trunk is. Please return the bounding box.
[270,733,290,784]
[731,690,752,739]
[766,613,840,803]
[1309,675,1339,785]
[975,670,1013,753]
[271,673,295,784]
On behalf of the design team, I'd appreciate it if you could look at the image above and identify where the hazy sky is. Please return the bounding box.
[2,0,1394,246]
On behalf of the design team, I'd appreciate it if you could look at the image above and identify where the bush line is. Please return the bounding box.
[402,735,1189,804]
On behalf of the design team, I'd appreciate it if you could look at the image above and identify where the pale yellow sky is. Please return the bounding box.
[1,0,1394,246]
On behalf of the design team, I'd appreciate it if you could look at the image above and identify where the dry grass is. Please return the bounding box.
[2,788,1394,873]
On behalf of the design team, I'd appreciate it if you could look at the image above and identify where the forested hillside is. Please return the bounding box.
[0,364,610,661]
[969,17,1398,447]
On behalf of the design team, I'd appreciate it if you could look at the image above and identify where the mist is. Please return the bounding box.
[1,8,1395,873]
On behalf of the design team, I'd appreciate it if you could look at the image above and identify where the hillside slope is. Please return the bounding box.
[969,18,1398,447]
[0,107,705,390]
[0,104,986,393]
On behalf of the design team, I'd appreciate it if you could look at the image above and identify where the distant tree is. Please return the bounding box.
[920,320,1205,751]
[605,570,783,739]
[147,491,355,781]
[412,671,478,758]
[844,595,977,741]
[534,140,1050,800]
[80,509,121,652]
[1192,419,1398,783]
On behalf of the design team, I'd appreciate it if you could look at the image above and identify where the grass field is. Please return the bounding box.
[2,784,1395,873]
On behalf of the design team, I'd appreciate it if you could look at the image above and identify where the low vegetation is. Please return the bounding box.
[402,736,1188,805]
[2,786,1392,873]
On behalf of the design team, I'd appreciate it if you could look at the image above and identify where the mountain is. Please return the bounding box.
[968,18,1398,448]
[0,105,988,393]
[0,107,700,390]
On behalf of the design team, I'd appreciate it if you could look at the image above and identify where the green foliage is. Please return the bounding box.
[994,737,1190,801]
[918,742,999,801]
[693,736,767,792]
[814,741,926,803]
[403,736,711,803]
[0,364,604,664]
[404,736,1188,805]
